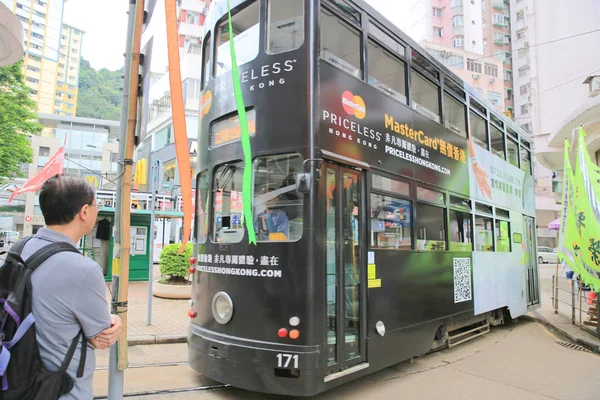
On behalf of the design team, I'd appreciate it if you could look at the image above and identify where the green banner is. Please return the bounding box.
[227,0,256,245]
[573,128,600,291]
[557,140,578,271]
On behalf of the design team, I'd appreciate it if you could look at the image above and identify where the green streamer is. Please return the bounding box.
[227,0,256,245]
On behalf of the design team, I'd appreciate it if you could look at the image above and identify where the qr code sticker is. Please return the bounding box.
[453,258,472,303]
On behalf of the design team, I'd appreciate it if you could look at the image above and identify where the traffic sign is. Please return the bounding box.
[25,216,32,223]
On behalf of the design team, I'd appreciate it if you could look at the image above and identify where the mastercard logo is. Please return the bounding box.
[201,90,212,117]
[341,90,366,119]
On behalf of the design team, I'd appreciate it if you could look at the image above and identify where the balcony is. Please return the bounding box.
[452,5,463,15]
[494,37,506,45]
[452,26,464,35]
[492,0,505,10]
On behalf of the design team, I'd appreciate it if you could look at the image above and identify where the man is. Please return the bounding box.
[19,175,121,399]
[254,188,289,241]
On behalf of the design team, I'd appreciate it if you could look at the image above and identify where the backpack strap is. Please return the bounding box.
[9,236,33,256]
[58,330,87,378]
[25,242,80,272]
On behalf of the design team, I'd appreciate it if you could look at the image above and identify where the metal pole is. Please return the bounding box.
[571,284,576,325]
[147,155,156,326]
[108,0,144,397]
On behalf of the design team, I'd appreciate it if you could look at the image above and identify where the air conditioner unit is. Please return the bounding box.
[473,74,480,80]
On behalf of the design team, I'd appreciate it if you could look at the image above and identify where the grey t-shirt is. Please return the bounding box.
[21,228,112,400]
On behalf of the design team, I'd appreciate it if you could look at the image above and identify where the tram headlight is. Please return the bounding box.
[212,291,234,324]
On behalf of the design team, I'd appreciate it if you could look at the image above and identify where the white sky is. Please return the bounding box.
[63,0,168,72]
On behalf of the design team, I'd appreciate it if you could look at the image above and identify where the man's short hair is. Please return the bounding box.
[39,175,96,226]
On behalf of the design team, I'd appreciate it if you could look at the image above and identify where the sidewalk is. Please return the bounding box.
[525,263,600,353]
[107,266,189,345]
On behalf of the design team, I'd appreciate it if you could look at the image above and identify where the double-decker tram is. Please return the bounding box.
[188,0,539,396]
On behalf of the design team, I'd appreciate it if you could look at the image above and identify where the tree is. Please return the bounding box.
[0,61,42,185]
[76,58,123,120]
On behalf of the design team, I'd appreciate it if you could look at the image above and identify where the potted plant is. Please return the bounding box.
[152,242,193,299]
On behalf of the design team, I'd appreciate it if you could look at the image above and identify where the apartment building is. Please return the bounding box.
[55,23,84,116]
[511,0,600,247]
[367,0,514,115]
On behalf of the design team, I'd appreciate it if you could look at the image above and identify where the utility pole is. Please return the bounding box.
[108,0,145,398]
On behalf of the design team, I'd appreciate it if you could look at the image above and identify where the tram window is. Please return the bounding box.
[475,216,494,252]
[520,147,532,175]
[496,208,509,218]
[201,32,211,88]
[411,70,440,123]
[507,137,519,168]
[450,195,471,210]
[266,0,304,54]
[490,125,505,159]
[417,186,445,205]
[368,23,405,55]
[495,220,511,252]
[449,210,473,251]
[372,174,410,196]
[416,203,446,251]
[370,194,412,250]
[196,171,210,244]
[443,92,466,138]
[470,111,488,150]
[367,38,407,104]
[475,203,493,215]
[320,7,362,78]
[212,162,245,243]
[253,154,304,242]
[328,0,361,24]
[214,1,259,78]
[507,127,518,140]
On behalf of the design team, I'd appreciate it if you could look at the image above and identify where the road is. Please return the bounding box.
[93,318,600,400]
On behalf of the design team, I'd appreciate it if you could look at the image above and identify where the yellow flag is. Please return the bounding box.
[573,128,600,290]
[557,140,579,271]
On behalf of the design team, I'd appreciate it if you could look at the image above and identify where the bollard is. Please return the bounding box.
[571,284,576,325]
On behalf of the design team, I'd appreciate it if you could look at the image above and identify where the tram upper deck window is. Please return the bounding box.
[443,92,466,138]
[411,70,440,123]
[416,203,446,251]
[450,209,473,251]
[495,220,511,252]
[470,111,488,150]
[370,193,412,250]
[520,147,532,175]
[320,7,362,78]
[475,215,494,252]
[507,137,519,168]
[212,161,245,243]
[367,38,407,104]
[201,33,211,88]
[490,124,505,159]
[266,0,304,54]
[253,154,304,242]
[214,1,259,78]
[196,171,210,244]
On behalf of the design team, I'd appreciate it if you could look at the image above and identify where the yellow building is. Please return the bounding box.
[4,0,82,116]
[55,23,83,116]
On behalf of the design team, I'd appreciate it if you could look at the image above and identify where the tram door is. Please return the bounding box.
[524,216,540,306]
[323,162,366,376]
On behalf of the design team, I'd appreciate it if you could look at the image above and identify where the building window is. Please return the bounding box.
[433,26,444,37]
[320,6,362,78]
[522,122,532,133]
[504,70,512,82]
[520,103,530,115]
[484,63,498,77]
[467,59,482,73]
[519,84,530,96]
[451,0,462,6]
[519,66,529,77]
[487,91,501,106]
[518,47,528,58]
[453,36,464,48]
[39,146,50,157]
[494,50,505,61]
[26,77,39,84]
[517,30,526,40]
[492,13,505,26]
[452,15,464,27]
[266,0,305,54]
[433,7,443,17]
[505,88,513,101]
[516,10,524,21]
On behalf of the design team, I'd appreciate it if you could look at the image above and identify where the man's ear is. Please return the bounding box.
[79,204,90,221]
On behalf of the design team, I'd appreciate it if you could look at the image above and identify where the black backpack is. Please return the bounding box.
[0,237,86,400]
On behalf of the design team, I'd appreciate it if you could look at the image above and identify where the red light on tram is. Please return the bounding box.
[278,328,288,338]
[189,257,197,265]
[289,330,300,340]
[187,309,197,318]
[189,266,196,274]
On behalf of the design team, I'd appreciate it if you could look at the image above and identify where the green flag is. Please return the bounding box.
[573,127,600,290]
[557,140,579,271]
[227,0,256,245]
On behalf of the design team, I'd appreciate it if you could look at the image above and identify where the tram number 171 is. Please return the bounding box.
[276,353,299,369]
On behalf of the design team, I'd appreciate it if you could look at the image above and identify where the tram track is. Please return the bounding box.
[92,383,231,399]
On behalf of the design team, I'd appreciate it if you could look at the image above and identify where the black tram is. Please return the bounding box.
[188,0,539,396]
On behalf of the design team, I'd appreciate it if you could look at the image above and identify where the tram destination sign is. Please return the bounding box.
[319,63,469,196]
